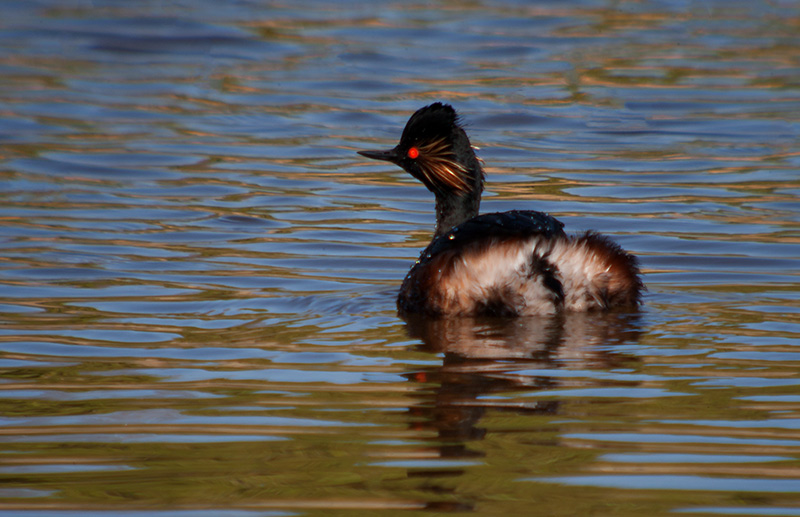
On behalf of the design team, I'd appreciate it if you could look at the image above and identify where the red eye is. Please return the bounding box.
[407,147,419,159]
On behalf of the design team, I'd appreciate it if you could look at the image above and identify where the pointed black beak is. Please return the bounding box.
[358,148,400,164]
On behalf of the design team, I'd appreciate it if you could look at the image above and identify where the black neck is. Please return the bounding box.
[433,190,480,239]
[432,148,484,239]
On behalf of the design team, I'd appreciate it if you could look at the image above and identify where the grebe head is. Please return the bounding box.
[359,103,485,238]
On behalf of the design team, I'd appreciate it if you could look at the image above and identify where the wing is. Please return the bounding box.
[398,210,641,316]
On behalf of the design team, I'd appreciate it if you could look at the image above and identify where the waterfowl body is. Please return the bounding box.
[358,103,642,317]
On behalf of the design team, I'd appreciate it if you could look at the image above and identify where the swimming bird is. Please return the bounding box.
[358,103,642,316]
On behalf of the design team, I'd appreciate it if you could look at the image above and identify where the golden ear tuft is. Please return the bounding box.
[415,137,470,193]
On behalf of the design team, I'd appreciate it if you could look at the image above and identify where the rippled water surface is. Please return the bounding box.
[1,1,799,515]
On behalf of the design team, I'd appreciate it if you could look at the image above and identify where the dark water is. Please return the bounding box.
[1,1,799,515]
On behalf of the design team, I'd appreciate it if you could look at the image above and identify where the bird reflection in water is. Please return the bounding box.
[400,311,644,503]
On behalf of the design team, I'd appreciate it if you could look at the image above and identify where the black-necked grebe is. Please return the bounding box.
[358,103,643,316]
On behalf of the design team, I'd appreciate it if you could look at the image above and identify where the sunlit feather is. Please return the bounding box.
[416,136,470,192]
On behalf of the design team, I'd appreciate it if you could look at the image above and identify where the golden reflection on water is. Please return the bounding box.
[0,0,799,515]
